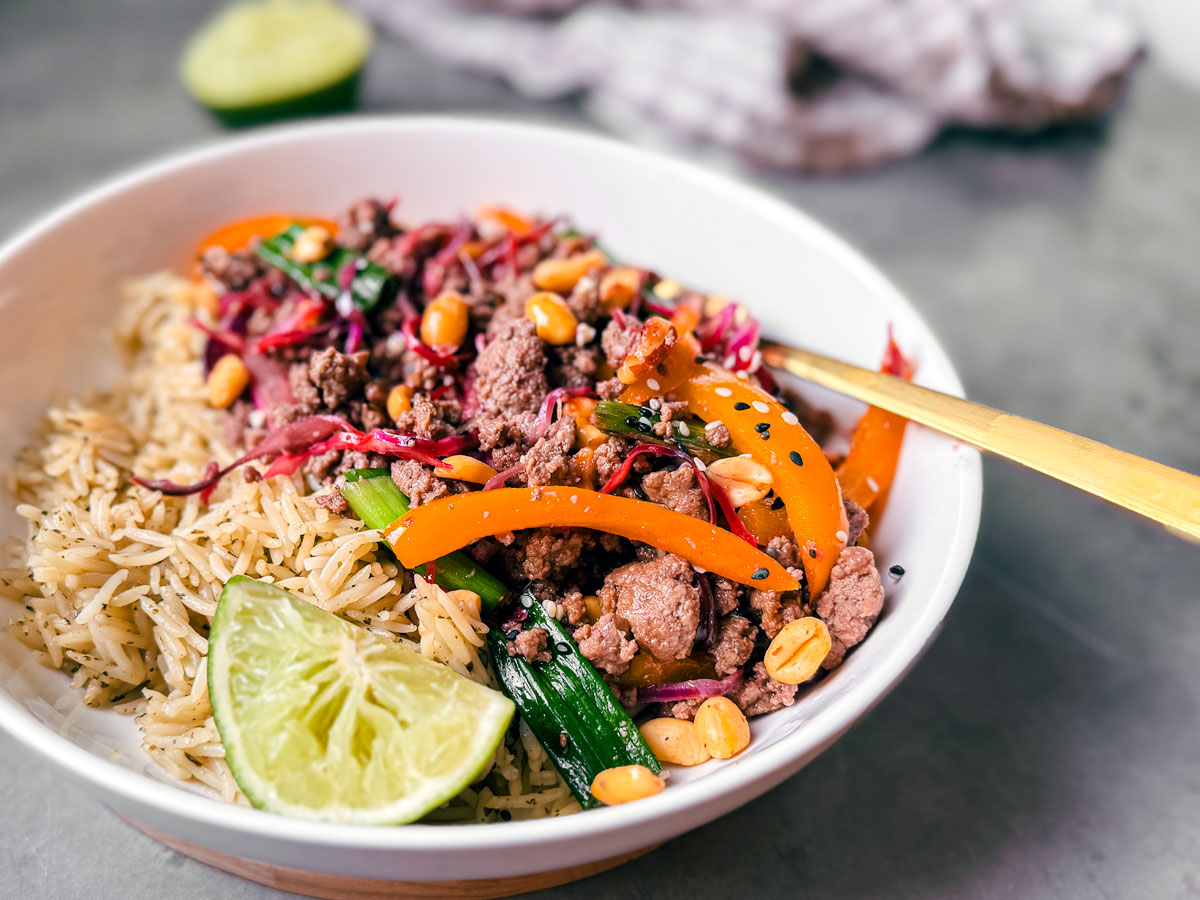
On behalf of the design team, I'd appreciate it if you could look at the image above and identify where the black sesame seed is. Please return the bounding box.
[789,450,803,466]
[694,356,705,365]
[751,567,769,580]
[734,401,751,411]
[505,630,520,641]
[771,496,785,510]
[555,642,571,654]
[889,564,906,578]
[625,416,640,428]
[754,422,770,433]
[760,430,771,440]
[808,548,818,559]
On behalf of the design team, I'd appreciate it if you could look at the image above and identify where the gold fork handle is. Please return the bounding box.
[761,342,1200,544]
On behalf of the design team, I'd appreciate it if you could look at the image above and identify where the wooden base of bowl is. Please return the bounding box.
[125,818,658,900]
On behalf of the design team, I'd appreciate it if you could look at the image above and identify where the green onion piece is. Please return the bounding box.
[256,225,395,313]
[487,588,660,808]
[340,468,509,609]
[592,401,737,463]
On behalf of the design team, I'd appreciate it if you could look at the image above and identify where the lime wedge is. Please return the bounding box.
[181,0,371,126]
[208,576,514,824]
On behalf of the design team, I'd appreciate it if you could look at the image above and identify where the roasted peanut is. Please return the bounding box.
[599,267,643,310]
[525,291,578,345]
[289,225,334,263]
[616,317,678,385]
[639,718,711,767]
[652,278,682,300]
[670,305,701,335]
[590,764,665,806]
[387,384,414,421]
[420,292,469,351]
[693,696,750,759]
[705,455,773,507]
[207,354,250,409]
[532,249,606,293]
[433,455,498,484]
[764,617,832,685]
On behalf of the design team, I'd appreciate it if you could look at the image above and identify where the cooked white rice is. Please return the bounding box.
[0,273,578,822]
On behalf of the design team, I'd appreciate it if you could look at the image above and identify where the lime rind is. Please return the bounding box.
[181,0,371,118]
[209,576,514,825]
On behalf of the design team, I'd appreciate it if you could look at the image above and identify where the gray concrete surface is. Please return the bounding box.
[3,1,1199,898]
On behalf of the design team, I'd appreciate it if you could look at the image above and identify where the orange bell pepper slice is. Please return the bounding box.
[476,205,534,236]
[619,331,702,404]
[837,334,915,513]
[671,364,848,597]
[385,487,798,592]
[195,214,339,260]
[736,497,792,547]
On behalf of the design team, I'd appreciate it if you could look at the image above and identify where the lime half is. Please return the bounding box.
[181,0,371,126]
[208,576,513,824]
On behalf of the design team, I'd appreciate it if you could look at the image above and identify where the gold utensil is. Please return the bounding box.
[760,341,1200,544]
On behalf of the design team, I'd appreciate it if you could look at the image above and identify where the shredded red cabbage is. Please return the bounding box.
[422,223,473,298]
[483,460,525,491]
[725,318,760,371]
[598,443,680,495]
[697,302,737,352]
[636,670,743,704]
[527,386,593,444]
[190,318,246,356]
[243,352,294,412]
[132,415,349,496]
[132,417,474,499]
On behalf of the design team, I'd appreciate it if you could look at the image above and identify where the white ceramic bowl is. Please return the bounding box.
[0,118,981,885]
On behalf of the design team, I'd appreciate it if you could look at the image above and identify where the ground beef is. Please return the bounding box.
[198,246,264,292]
[508,627,552,664]
[503,529,588,581]
[338,198,394,251]
[593,437,628,483]
[711,615,758,676]
[559,589,588,626]
[523,416,575,487]
[599,554,700,661]
[392,392,460,440]
[712,577,740,615]
[728,662,799,716]
[640,464,707,519]
[473,319,547,451]
[309,347,370,410]
[550,344,601,388]
[573,612,637,675]
[285,362,322,417]
[817,546,885,669]
[704,422,731,447]
[564,274,606,325]
[390,459,450,506]
[600,317,640,369]
[766,534,804,570]
[666,697,705,721]
[315,490,350,516]
[596,377,624,400]
[748,588,804,639]
[843,497,869,546]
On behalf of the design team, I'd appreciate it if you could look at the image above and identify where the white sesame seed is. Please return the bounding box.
[677,422,690,437]
[648,397,662,411]
[542,600,558,618]
[443,374,454,386]
[781,410,799,426]
[705,419,724,430]
[570,494,578,504]
[692,457,707,471]
[248,409,266,428]
[752,400,769,414]
[749,351,762,372]
[576,322,596,347]
[738,346,752,362]
[866,477,880,492]
[736,371,749,380]
[723,355,736,368]
[714,387,733,397]
[836,530,848,543]
[638,417,653,428]
[694,566,707,574]
[483,510,491,519]
[646,378,661,391]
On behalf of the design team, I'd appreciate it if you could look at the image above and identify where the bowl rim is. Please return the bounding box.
[0,115,982,852]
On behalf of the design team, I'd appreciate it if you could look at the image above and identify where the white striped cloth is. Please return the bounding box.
[353,0,1142,171]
